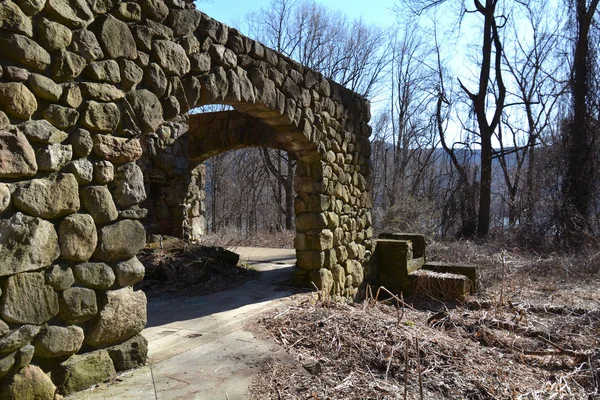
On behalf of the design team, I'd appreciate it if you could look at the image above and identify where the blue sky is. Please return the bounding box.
[196,0,398,31]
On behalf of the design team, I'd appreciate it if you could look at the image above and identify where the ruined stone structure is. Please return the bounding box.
[0,0,373,395]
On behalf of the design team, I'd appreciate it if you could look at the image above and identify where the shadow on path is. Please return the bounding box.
[146,263,299,327]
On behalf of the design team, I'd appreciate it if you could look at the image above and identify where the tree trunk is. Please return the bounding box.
[560,0,599,245]
[477,127,493,237]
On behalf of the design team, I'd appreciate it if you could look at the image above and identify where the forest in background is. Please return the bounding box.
[198,0,600,250]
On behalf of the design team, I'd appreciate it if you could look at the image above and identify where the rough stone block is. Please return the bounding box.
[0,325,40,354]
[0,272,59,324]
[93,219,146,262]
[0,365,57,399]
[0,82,37,119]
[33,325,84,358]
[85,287,147,348]
[410,269,469,301]
[12,173,80,219]
[73,262,115,290]
[109,162,146,208]
[0,213,60,277]
[114,257,145,287]
[107,334,148,371]
[58,287,97,324]
[422,262,478,293]
[80,185,119,224]
[55,350,116,395]
[45,264,74,291]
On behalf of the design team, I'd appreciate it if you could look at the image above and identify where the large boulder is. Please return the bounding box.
[19,119,68,144]
[93,160,114,184]
[0,1,33,37]
[139,0,168,22]
[35,143,73,171]
[167,9,202,37]
[0,183,10,215]
[13,0,46,15]
[15,344,34,371]
[0,82,37,119]
[58,287,97,323]
[34,325,84,358]
[98,14,137,59]
[65,158,94,184]
[0,129,37,178]
[93,219,145,262]
[45,0,94,29]
[120,59,143,90]
[69,128,93,157]
[85,60,120,83]
[107,334,148,371]
[28,73,63,101]
[0,365,57,400]
[0,213,60,277]
[70,28,103,61]
[45,264,75,290]
[81,83,124,101]
[41,103,80,129]
[0,325,40,354]
[38,17,72,51]
[55,350,116,395]
[0,33,51,72]
[52,49,86,82]
[86,287,147,348]
[110,162,146,208]
[62,83,83,108]
[114,257,145,287]
[0,272,59,324]
[12,173,80,219]
[125,89,164,133]
[0,352,16,379]
[81,101,120,132]
[59,213,97,262]
[88,0,119,14]
[80,185,119,224]
[73,262,115,290]
[92,134,142,164]
[143,63,167,97]
[151,40,190,76]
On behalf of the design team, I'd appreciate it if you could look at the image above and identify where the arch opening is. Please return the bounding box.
[140,107,329,273]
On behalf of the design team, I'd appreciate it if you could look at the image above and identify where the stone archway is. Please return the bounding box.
[0,0,372,395]
[134,12,375,294]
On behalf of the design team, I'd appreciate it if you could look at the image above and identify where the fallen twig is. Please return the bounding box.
[536,335,590,361]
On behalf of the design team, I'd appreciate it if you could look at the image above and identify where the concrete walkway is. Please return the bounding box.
[70,248,299,400]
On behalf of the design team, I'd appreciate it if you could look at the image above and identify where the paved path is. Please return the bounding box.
[70,248,298,400]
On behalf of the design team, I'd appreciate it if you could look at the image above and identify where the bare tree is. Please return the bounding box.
[246,0,391,98]
[402,0,509,238]
[243,0,392,233]
[498,1,565,231]
[560,0,599,245]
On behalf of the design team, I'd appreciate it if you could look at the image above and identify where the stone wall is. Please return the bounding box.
[0,0,372,395]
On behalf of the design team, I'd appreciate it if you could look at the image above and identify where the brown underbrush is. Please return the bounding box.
[250,241,600,399]
[135,238,258,297]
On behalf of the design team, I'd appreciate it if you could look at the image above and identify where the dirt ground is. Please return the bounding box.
[249,241,600,400]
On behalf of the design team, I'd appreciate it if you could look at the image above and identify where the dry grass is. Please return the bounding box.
[250,241,600,400]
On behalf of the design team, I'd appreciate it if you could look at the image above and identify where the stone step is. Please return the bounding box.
[408,269,471,301]
[422,262,478,293]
